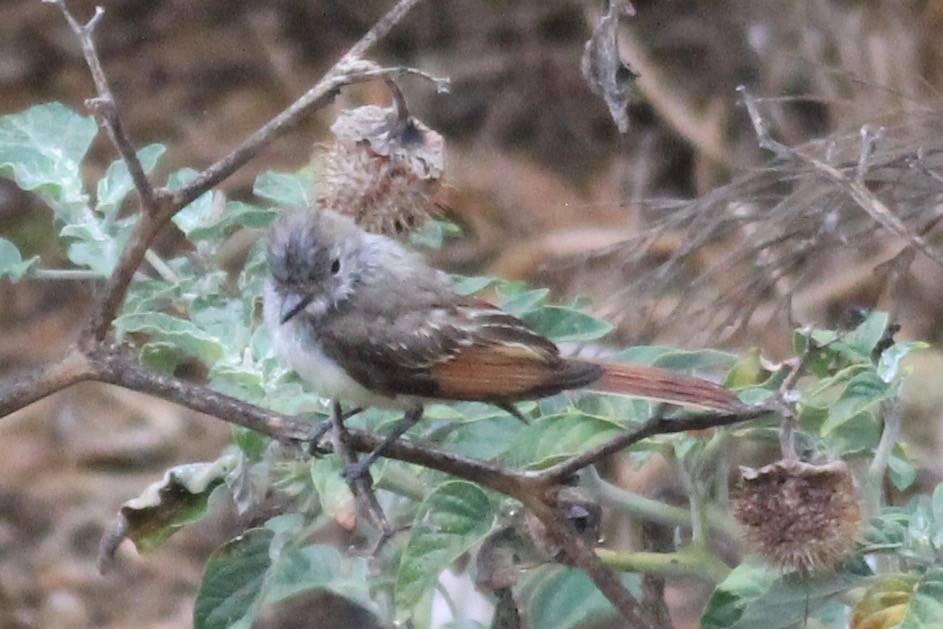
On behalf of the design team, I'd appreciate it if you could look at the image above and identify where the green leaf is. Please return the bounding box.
[701,561,865,629]
[310,457,357,530]
[169,168,217,238]
[96,143,166,213]
[139,341,186,374]
[102,455,238,560]
[409,218,444,249]
[451,275,493,296]
[254,170,312,207]
[610,345,737,373]
[889,443,918,491]
[502,412,626,468]
[524,565,641,629]
[115,312,226,365]
[842,311,890,358]
[523,306,612,343]
[0,102,97,219]
[499,288,550,317]
[187,201,278,243]
[194,527,275,629]
[264,544,375,614]
[0,237,38,281]
[878,341,928,383]
[61,214,136,275]
[395,481,495,618]
[821,371,894,434]
[901,570,943,628]
[725,348,769,388]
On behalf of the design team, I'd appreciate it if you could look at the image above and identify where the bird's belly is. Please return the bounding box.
[273,324,409,410]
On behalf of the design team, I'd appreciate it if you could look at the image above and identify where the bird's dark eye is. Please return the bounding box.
[330,258,341,275]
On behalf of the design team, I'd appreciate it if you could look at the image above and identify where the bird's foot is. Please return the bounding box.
[305,420,332,457]
[342,460,374,485]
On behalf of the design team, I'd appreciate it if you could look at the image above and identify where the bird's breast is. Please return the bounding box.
[270,319,411,410]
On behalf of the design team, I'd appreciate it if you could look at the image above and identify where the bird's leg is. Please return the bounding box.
[496,401,529,425]
[343,405,424,483]
[307,404,363,456]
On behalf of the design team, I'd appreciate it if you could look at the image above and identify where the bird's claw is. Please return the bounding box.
[342,461,373,485]
[305,420,332,457]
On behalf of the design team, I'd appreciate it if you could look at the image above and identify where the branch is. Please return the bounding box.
[166,3,433,211]
[522,494,655,629]
[738,85,943,271]
[329,401,395,539]
[46,0,157,210]
[0,348,94,417]
[541,405,775,483]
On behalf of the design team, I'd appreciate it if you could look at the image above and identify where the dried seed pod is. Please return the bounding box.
[733,458,861,574]
[318,83,444,237]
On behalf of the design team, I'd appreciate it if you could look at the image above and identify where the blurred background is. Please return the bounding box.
[3,0,943,626]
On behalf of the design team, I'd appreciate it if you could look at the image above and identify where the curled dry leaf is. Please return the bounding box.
[97,454,238,573]
[581,0,639,133]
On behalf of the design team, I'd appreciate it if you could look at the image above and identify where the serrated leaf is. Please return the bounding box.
[0,102,97,220]
[523,306,612,343]
[253,170,312,207]
[96,143,166,213]
[115,311,226,365]
[525,566,641,629]
[194,527,274,629]
[101,455,238,564]
[0,237,38,281]
[61,214,136,275]
[310,458,357,531]
[395,481,495,618]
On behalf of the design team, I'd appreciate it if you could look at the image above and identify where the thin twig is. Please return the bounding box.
[739,85,943,271]
[167,1,433,211]
[542,405,774,483]
[46,0,157,210]
[329,401,394,538]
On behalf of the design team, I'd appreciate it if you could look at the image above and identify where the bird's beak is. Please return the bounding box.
[279,292,313,324]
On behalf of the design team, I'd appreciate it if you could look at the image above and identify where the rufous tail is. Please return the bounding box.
[572,360,745,413]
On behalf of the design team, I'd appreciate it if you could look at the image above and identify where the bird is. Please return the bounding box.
[264,209,745,480]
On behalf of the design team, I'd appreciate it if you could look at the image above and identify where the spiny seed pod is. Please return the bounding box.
[733,458,861,574]
[318,81,444,237]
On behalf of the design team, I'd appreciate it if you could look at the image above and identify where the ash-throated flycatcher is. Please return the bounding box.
[264,210,744,480]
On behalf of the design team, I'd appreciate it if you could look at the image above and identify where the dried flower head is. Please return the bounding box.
[733,458,861,574]
[318,89,444,237]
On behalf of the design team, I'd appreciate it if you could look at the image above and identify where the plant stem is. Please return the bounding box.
[597,546,731,583]
[865,400,901,517]
[33,268,104,280]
